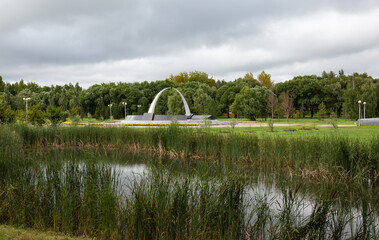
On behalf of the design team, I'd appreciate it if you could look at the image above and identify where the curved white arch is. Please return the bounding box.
[148,87,191,117]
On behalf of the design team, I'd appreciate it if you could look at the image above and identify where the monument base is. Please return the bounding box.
[142,113,154,120]
[125,114,213,121]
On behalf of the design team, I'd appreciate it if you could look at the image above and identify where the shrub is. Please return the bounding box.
[72,115,81,126]
[47,106,67,126]
[267,118,274,132]
[28,105,46,126]
[293,110,300,119]
[0,103,15,124]
[317,102,327,120]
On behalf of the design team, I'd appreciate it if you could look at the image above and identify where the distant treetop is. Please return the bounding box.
[166,71,216,88]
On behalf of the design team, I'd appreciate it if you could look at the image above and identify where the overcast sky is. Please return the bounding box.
[1,0,379,88]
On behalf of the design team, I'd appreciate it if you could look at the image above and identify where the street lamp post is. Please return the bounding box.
[23,97,31,123]
[363,102,366,119]
[358,100,362,120]
[108,104,113,120]
[137,105,141,115]
[121,102,127,119]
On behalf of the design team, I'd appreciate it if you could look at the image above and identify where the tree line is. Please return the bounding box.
[0,70,378,125]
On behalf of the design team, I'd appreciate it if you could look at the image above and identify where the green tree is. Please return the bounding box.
[167,71,216,87]
[230,86,270,120]
[317,102,327,120]
[49,85,55,107]
[59,87,68,111]
[244,72,254,80]
[274,75,323,118]
[0,75,4,92]
[3,84,15,109]
[216,78,260,117]
[16,89,34,111]
[94,95,106,120]
[322,70,336,79]
[319,76,345,116]
[193,88,215,115]
[28,105,46,126]
[46,106,67,126]
[167,72,189,83]
[167,92,184,115]
[73,83,81,109]
[0,99,15,124]
[342,74,377,119]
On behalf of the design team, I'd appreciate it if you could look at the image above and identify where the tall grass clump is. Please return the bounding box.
[0,149,251,239]
[0,158,121,239]
[122,171,247,239]
[267,118,274,132]
[0,126,23,186]
[245,183,379,239]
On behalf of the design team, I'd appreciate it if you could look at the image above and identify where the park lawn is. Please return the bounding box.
[216,117,255,122]
[260,118,357,125]
[0,225,92,240]
[217,117,357,125]
[210,125,379,140]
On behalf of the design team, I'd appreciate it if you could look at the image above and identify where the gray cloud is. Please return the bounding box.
[1,0,379,87]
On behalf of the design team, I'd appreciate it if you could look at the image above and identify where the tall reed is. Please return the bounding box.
[1,138,378,239]
[0,149,249,239]
[4,124,379,183]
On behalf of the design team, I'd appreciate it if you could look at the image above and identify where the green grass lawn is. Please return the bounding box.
[0,225,91,240]
[216,117,357,125]
[210,125,379,139]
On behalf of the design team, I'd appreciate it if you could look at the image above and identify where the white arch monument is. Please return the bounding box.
[148,87,191,117]
[124,87,214,121]
[126,87,193,121]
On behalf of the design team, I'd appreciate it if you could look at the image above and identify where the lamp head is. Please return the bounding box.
[363,102,366,105]
[358,100,362,104]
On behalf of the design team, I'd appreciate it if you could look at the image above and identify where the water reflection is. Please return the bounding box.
[114,163,149,195]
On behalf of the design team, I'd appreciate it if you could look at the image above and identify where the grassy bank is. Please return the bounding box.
[217,117,357,125]
[212,125,379,140]
[0,225,91,240]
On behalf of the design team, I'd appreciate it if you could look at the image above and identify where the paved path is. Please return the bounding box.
[113,120,356,128]
[230,122,355,128]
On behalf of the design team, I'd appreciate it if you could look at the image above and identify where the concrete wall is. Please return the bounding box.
[357,118,379,126]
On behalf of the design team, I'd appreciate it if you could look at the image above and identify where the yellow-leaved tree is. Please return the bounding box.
[258,70,273,89]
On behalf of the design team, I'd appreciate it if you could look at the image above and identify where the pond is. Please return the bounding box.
[1,148,379,239]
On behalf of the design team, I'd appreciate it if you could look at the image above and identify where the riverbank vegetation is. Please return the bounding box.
[2,124,379,183]
[0,225,91,240]
[211,125,379,140]
[1,139,378,239]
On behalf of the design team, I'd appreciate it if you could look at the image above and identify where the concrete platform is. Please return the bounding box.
[356,118,379,126]
[121,119,227,125]
[125,114,214,121]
